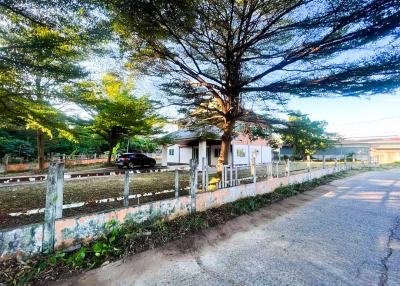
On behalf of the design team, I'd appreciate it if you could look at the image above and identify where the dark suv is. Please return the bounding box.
[116,153,156,168]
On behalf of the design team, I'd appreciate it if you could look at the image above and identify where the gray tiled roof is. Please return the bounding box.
[167,127,221,140]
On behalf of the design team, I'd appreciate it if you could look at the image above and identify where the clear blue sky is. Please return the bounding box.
[287,93,400,137]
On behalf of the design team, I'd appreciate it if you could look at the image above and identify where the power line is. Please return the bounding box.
[331,115,400,126]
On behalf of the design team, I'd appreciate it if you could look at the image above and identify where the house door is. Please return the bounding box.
[192,147,199,164]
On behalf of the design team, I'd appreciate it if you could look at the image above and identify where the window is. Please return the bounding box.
[169,149,174,156]
[236,148,246,157]
[214,148,221,158]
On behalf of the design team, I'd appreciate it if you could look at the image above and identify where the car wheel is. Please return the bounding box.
[128,162,135,169]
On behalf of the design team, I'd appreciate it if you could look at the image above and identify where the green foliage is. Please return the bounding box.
[79,73,164,161]
[0,126,108,159]
[280,112,335,159]
[0,2,97,131]
[0,137,34,159]
[0,1,109,168]
[128,137,158,153]
[103,0,400,166]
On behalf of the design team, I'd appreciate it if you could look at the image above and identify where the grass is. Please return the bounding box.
[0,167,372,286]
[0,162,391,229]
[0,163,111,177]
[0,171,193,229]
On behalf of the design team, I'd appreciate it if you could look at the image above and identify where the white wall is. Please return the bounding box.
[233,144,249,165]
[167,145,180,163]
[249,146,262,164]
[210,145,220,166]
[179,147,192,164]
[261,146,272,163]
[232,144,272,165]
[168,144,271,165]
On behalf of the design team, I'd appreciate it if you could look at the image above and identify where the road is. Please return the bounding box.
[57,169,400,286]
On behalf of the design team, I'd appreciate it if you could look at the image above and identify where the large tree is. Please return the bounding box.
[280,112,334,159]
[103,0,400,166]
[80,73,163,163]
[0,0,107,169]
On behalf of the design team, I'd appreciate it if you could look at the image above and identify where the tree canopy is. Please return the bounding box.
[281,112,334,159]
[0,0,110,169]
[103,0,400,165]
[79,73,164,162]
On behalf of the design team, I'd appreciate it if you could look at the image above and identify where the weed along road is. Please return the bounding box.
[57,169,400,286]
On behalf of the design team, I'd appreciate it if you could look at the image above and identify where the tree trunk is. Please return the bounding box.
[108,144,113,163]
[37,130,45,171]
[217,119,236,172]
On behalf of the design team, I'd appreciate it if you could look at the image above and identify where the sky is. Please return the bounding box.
[287,93,400,138]
[80,59,400,138]
[81,44,400,140]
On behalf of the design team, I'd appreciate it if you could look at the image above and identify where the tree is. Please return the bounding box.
[82,73,163,163]
[128,137,158,153]
[103,0,400,166]
[0,0,107,170]
[280,112,334,159]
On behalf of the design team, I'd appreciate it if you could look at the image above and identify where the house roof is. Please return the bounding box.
[339,135,400,145]
[166,127,269,146]
[167,127,221,141]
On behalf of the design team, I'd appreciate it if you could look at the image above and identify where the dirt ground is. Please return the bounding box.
[0,171,192,228]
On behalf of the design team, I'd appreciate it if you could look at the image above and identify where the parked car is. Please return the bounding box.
[116,153,156,168]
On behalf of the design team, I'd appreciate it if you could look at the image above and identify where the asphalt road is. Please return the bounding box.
[57,169,400,286]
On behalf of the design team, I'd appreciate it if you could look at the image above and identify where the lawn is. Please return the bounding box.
[0,170,192,228]
[0,161,355,229]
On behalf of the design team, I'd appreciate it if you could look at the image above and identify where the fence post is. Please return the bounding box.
[235,166,238,185]
[322,155,326,169]
[268,163,272,179]
[175,169,179,198]
[205,165,209,192]
[229,164,233,187]
[275,161,279,178]
[4,155,9,173]
[252,156,256,184]
[43,162,64,252]
[55,163,64,219]
[287,159,291,184]
[124,171,130,207]
[222,165,226,188]
[201,157,206,191]
[189,159,198,213]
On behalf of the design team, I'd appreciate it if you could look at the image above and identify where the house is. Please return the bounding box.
[160,128,272,168]
[319,136,400,164]
[281,135,400,163]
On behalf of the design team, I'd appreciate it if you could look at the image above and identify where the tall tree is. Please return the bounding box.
[80,73,163,163]
[280,112,334,159]
[103,0,400,166]
[0,0,107,169]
